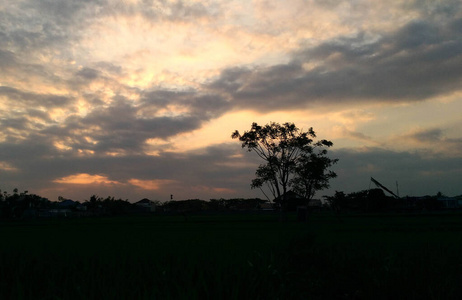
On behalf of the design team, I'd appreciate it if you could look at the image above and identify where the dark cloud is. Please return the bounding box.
[329,147,462,197]
[207,15,462,112]
[66,63,128,93]
[0,0,217,59]
[26,109,53,123]
[1,118,461,202]
[94,62,123,75]
[23,0,105,30]
[0,109,54,143]
[0,139,259,201]
[0,47,66,88]
[394,21,442,49]
[157,0,212,22]
[0,134,60,187]
[206,67,254,94]
[411,0,462,19]
[341,128,373,143]
[0,1,99,55]
[0,86,73,108]
[0,117,30,132]
[311,0,344,9]
[33,89,231,155]
[403,128,462,156]
[76,68,100,80]
[0,50,19,69]
[140,89,231,119]
[73,64,123,83]
[5,28,46,51]
[409,128,443,143]
[113,0,215,23]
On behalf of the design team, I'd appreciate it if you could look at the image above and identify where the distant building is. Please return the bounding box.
[135,198,157,212]
[259,202,274,211]
[58,199,77,209]
[437,196,462,209]
[47,209,73,217]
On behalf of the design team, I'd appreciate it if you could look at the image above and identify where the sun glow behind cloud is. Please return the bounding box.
[128,179,177,190]
[54,174,120,185]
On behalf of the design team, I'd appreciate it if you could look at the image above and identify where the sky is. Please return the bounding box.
[1,0,461,202]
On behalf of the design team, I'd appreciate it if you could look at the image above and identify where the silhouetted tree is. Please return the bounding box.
[325,189,407,213]
[232,122,337,212]
[208,199,226,211]
[102,196,133,215]
[291,150,338,205]
[85,195,104,211]
[324,191,347,215]
[0,189,50,219]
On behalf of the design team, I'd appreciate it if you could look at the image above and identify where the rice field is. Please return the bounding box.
[1,212,462,299]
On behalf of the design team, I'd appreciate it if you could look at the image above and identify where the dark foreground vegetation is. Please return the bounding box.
[2,212,462,299]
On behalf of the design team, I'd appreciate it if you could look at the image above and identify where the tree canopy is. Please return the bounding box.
[232,122,338,209]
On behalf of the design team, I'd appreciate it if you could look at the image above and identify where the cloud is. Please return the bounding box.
[128,178,177,190]
[408,128,443,143]
[329,147,462,197]
[0,137,260,201]
[54,173,121,185]
[76,68,100,81]
[0,161,18,172]
[0,86,73,108]
[44,90,231,154]
[335,126,374,143]
[0,50,18,69]
[0,1,98,56]
[399,127,462,157]
[95,0,216,23]
[139,0,214,22]
[206,13,462,112]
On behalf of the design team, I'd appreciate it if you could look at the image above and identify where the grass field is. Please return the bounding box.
[1,212,462,299]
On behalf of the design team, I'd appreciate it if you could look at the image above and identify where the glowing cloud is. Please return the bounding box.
[128,178,176,190]
[191,185,235,194]
[0,161,18,172]
[54,173,121,185]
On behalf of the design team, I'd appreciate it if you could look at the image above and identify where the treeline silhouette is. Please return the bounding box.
[325,188,451,213]
[0,188,272,220]
[2,187,460,220]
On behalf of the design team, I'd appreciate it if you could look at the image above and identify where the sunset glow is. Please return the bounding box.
[1,0,461,202]
[54,174,121,185]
